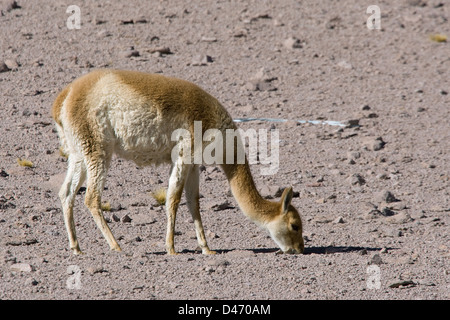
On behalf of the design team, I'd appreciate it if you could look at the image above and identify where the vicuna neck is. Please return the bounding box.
[220,162,278,225]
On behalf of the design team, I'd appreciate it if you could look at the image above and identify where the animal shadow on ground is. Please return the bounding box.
[245,246,388,255]
[150,246,390,255]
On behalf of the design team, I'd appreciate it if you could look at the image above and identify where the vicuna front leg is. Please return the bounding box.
[84,157,122,252]
[185,164,216,255]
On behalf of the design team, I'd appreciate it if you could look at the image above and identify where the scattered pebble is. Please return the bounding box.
[191,54,213,66]
[0,62,11,73]
[283,37,303,49]
[337,60,353,70]
[333,216,345,224]
[2,0,20,12]
[4,59,19,70]
[201,36,217,43]
[379,207,396,217]
[87,266,107,275]
[260,185,283,199]
[119,48,140,58]
[362,136,386,151]
[146,47,173,56]
[25,277,39,286]
[130,213,156,226]
[386,211,412,224]
[375,190,399,203]
[346,173,365,185]
[389,280,415,288]
[210,200,234,211]
[370,254,383,265]
[120,214,132,223]
[10,263,33,272]
[206,230,219,239]
[247,68,278,91]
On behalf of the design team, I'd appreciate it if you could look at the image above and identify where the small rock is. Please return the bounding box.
[4,59,19,70]
[325,16,342,29]
[97,29,112,37]
[416,280,435,287]
[247,80,277,92]
[3,0,20,12]
[134,17,148,24]
[407,0,427,7]
[191,54,213,66]
[206,259,230,268]
[233,29,248,38]
[370,254,383,265]
[337,60,353,70]
[375,190,399,203]
[120,214,132,223]
[284,37,303,49]
[111,213,120,222]
[347,151,361,160]
[346,173,365,185]
[380,207,396,217]
[147,47,172,56]
[130,213,156,226]
[362,136,386,151]
[10,263,33,272]
[380,247,388,254]
[0,62,11,73]
[119,19,134,25]
[343,119,360,128]
[386,211,412,224]
[206,230,219,239]
[201,36,217,43]
[25,277,38,286]
[333,216,345,224]
[389,280,415,288]
[364,209,383,219]
[87,266,107,275]
[260,185,282,199]
[210,201,234,211]
[119,48,140,58]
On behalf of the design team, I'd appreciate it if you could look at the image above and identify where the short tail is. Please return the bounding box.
[52,85,71,155]
[52,85,70,127]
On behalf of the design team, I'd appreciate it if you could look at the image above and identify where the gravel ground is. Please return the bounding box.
[0,0,449,300]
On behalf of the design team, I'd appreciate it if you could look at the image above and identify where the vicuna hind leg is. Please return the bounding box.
[165,159,190,255]
[185,164,216,254]
[84,155,121,252]
[59,154,87,254]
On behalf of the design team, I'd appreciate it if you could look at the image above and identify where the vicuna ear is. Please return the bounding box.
[280,187,293,214]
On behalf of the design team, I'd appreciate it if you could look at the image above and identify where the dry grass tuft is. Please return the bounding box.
[429,34,447,43]
[17,158,33,168]
[150,188,167,206]
[101,201,111,211]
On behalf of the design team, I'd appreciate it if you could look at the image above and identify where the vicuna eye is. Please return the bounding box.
[291,224,300,232]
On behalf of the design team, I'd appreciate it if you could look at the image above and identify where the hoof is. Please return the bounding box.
[72,248,85,255]
[111,246,122,252]
[203,249,217,255]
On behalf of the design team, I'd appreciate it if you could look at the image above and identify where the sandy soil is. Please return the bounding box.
[0,0,449,300]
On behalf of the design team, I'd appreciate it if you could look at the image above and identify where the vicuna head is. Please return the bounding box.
[266,187,304,254]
